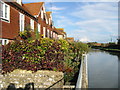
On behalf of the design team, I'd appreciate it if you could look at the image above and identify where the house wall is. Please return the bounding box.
[2,6,19,40]
[1,1,66,42]
[24,15,30,30]
[58,35,63,39]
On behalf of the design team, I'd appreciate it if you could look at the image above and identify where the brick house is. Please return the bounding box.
[46,11,53,38]
[0,0,67,45]
[0,0,39,45]
[19,2,54,39]
[66,37,74,42]
[55,28,67,39]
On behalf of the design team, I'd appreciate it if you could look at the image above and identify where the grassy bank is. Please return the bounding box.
[92,46,120,52]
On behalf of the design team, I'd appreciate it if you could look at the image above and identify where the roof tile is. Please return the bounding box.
[23,2,44,15]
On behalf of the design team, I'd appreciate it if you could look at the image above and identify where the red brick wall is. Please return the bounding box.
[2,6,19,39]
[25,16,30,30]
[34,21,37,31]
[1,3,54,40]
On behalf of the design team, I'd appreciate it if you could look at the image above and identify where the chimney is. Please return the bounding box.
[16,0,22,5]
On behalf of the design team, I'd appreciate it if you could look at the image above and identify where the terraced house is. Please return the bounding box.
[0,0,67,45]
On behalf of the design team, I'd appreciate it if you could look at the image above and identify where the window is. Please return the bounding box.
[47,29,49,38]
[0,40,2,45]
[38,24,40,32]
[30,19,34,30]
[4,40,7,45]
[1,2,3,17]
[0,39,8,45]
[5,5,8,18]
[0,1,10,22]
[45,28,47,37]
[43,27,46,38]
[19,13,25,32]
[53,32,55,38]
[51,31,53,38]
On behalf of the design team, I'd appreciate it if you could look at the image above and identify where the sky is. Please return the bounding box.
[23,0,118,43]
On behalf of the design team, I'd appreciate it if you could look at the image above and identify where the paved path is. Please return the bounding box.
[82,59,88,88]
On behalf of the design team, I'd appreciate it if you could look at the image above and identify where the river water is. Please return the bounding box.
[88,49,120,88]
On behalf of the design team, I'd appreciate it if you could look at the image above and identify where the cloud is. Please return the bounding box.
[53,15,74,28]
[69,2,118,43]
[22,0,119,3]
[47,6,66,11]
[79,37,90,42]
[78,0,119,2]
[72,3,118,19]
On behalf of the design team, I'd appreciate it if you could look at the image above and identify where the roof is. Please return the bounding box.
[6,2,36,20]
[53,28,63,35]
[53,28,67,35]
[66,37,74,42]
[46,11,52,20]
[66,37,74,39]
[56,28,64,31]
[55,28,66,35]
[63,32,66,35]
[23,2,44,15]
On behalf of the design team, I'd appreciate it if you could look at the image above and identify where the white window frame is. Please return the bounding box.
[38,24,41,32]
[55,33,57,39]
[51,31,53,38]
[41,10,44,20]
[43,27,46,38]
[0,1,10,23]
[0,39,9,45]
[30,19,34,31]
[47,29,49,38]
[19,13,25,32]
[53,32,55,38]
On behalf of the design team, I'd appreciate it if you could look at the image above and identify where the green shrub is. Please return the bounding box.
[2,38,89,79]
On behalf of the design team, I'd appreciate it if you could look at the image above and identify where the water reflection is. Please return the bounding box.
[88,49,119,88]
[103,51,120,88]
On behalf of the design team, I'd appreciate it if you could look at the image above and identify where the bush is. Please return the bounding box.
[64,41,89,82]
[2,38,89,77]
[2,39,65,74]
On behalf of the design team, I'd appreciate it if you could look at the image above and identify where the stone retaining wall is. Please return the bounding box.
[0,69,64,89]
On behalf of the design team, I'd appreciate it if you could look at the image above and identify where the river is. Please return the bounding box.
[88,49,120,88]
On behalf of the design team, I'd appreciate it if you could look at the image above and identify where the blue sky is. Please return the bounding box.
[23,0,118,43]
